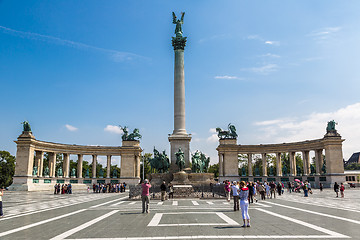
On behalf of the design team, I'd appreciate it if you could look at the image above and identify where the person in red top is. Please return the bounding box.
[340,183,345,198]
[141,179,152,213]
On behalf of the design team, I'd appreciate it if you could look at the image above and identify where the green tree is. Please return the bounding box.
[140,153,152,180]
[0,151,16,187]
[344,163,360,170]
[208,163,219,178]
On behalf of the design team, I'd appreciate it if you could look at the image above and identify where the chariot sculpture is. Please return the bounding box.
[216,123,238,139]
[120,126,142,141]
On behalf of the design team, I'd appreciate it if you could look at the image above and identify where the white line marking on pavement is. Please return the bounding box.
[252,202,271,207]
[0,195,120,221]
[148,212,239,227]
[172,201,178,206]
[206,201,214,205]
[266,201,360,225]
[222,202,229,205]
[50,210,119,240]
[128,202,136,205]
[111,201,125,206]
[256,208,349,238]
[89,197,128,208]
[148,213,163,226]
[191,201,199,205]
[66,236,351,240]
[0,209,87,238]
[216,212,239,225]
[157,202,164,205]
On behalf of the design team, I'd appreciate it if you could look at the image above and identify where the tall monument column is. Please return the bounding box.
[168,12,192,171]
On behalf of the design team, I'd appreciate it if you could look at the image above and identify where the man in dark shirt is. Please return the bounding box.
[160,180,167,201]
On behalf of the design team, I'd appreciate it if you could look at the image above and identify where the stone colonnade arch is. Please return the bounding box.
[11,131,142,191]
[217,133,345,188]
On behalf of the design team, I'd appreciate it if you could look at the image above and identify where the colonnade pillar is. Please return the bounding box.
[219,153,224,177]
[302,151,310,175]
[315,149,323,175]
[261,153,267,176]
[106,155,111,178]
[35,151,44,177]
[77,154,83,178]
[276,152,282,176]
[63,153,70,178]
[289,152,296,176]
[49,152,56,177]
[92,155,97,178]
[247,154,253,177]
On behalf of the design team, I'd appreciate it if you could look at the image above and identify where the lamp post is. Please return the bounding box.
[142,149,145,181]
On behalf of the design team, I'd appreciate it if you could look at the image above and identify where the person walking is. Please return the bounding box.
[270,181,276,199]
[340,183,345,198]
[141,179,151,213]
[319,183,323,192]
[160,181,167,201]
[224,180,231,202]
[231,181,240,211]
[239,181,250,227]
[0,187,4,218]
[334,182,339,197]
[248,182,254,204]
[168,183,174,199]
[257,183,266,200]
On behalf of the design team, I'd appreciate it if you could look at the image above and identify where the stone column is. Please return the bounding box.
[14,132,36,177]
[92,155,97,178]
[106,155,111,178]
[289,152,296,176]
[35,151,44,177]
[77,154,83,178]
[302,151,310,175]
[315,149,323,175]
[135,155,141,178]
[276,152,282,176]
[323,134,345,186]
[262,153,267,176]
[218,153,223,177]
[168,32,191,172]
[247,153,253,177]
[63,153,70,178]
[49,152,56,177]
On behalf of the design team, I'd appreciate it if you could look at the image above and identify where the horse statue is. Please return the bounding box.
[149,148,170,173]
[216,123,237,139]
[120,126,142,141]
[175,148,185,171]
[128,128,142,140]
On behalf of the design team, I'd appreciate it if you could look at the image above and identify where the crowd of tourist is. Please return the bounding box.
[92,183,127,193]
[53,183,72,194]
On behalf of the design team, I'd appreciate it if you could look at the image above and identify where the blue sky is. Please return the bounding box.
[1,1,360,165]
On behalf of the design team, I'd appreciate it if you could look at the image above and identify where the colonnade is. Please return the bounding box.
[218,149,324,177]
[11,131,142,190]
[217,133,345,187]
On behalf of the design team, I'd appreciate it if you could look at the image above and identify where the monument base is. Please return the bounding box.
[168,134,191,172]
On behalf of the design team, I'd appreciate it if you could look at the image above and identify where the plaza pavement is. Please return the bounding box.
[0,188,359,239]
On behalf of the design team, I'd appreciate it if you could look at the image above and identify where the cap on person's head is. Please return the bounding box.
[144,179,149,184]
[233,181,237,184]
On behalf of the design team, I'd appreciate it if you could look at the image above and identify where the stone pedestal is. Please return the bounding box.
[217,138,238,182]
[172,171,190,184]
[168,134,192,172]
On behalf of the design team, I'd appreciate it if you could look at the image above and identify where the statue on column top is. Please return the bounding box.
[172,12,185,37]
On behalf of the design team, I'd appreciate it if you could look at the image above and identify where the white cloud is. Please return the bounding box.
[261,53,281,58]
[253,102,360,160]
[207,128,218,143]
[65,124,78,131]
[309,27,341,41]
[265,41,280,46]
[214,75,243,80]
[243,64,278,75]
[104,125,123,134]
